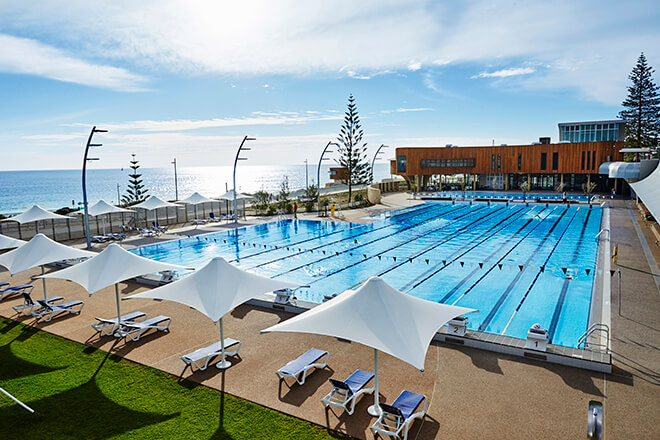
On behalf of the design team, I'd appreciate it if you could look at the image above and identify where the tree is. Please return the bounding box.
[519,180,530,201]
[336,94,370,202]
[276,176,290,212]
[253,190,270,214]
[619,52,660,154]
[121,153,148,206]
[582,181,597,205]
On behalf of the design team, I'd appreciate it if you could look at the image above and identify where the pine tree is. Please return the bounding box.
[336,94,370,202]
[121,153,148,206]
[619,52,660,154]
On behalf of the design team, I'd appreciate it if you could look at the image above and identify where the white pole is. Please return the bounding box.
[0,387,35,413]
[115,283,122,328]
[216,317,231,369]
[41,265,47,300]
[367,348,381,416]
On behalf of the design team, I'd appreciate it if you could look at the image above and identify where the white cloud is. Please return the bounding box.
[473,67,536,78]
[0,34,148,91]
[381,108,434,114]
[408,62,422,71]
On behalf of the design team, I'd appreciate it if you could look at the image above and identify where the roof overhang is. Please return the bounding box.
[598,161,641,179]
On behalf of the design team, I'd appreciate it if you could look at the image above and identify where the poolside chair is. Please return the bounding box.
[32,298,84,322]
[108,233,127,241]
[115,315,172,341]
[208,212,221,223]
[92,311,147,336]
[181,338,241,371]
[91,235,109,243]
[152,222,167,234]
[1,283,33,302]
[190,218,208,226]
[370,390,428,440]
[11,288,64,315]
[321,369,375,415]
[276,348,329,385]
[139,228,157,237]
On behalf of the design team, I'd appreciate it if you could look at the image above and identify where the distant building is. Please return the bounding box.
[329,167,348,183]
[558,120,625,143]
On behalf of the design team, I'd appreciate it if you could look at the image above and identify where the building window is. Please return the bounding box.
[492,154,495,170]
[420,158,475,168]
[497,154,501,171]
[540,152,547,170]
[518,153,522,171]
[592,150,596,170]
[581,151,586,170]
[397,155,407,173]
[552,152,558,170]
[586,151,591,170]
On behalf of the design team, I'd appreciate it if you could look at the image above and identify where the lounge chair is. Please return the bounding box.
[370,390,428,440]
[190,218,208,226]
[276,348,329,385]
[32,298,84,322]
[152,222,167,234]
[92,311,147,336]
[91,235,109,243]
[115,315,172,341]
[139,228,157,237]
[181,338,241,371]
[321,369,375,415]
[1,283,33,302]
[12,289,63,315]
[208,212,221,223]
[108,233,127,241]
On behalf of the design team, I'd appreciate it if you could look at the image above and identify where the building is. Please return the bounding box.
[558,120,625,143]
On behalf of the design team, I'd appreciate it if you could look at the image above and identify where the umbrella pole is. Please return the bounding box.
[217,317,231,369]
[115,283,122,328]
[41,265,48,300]
[102,217,106,236]
[367,348,381,416]
[0,386,35,414]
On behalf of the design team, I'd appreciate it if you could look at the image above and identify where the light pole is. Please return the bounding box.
[233,136,256,224]
[371,144,389,183]
[171,158,179,201]
[304,159,308,189]
[317,141,338,215]
[116,184,121,205]
[82,126,107,249]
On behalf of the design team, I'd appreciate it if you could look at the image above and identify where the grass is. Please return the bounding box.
[0,318,353,440]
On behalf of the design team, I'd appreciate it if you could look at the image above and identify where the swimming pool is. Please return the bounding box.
[424,191,593,202]
[132,202,602,348]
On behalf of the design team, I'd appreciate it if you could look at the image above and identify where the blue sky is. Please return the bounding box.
[1,0,659,170]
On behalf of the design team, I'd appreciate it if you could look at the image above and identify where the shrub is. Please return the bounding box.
[304,201,314,212]
[285,202,293,214]
[267,205,276,216]
[354,193,363,202]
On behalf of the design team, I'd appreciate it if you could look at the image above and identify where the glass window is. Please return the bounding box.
[581,151,585,170]
[592,150,596,170]
[540,152,547,170]
[586,151,591,170]
[497,154,501,170]
[552,152,558,170]
[397,155,407,173]
[518,153,522,171]
[492,154,495,170]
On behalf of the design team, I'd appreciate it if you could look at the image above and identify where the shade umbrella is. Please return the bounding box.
[1,205,69,233]
[124,257,300,368]
[87,200,133,235]
[218,190,254,220]
[40,243,192,328]
[132,196,178,229]
[0,234,94,299]
[0,234,27,251]
[262,276,477,415]
[177,192,216,221]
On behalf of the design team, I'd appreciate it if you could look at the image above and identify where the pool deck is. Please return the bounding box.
[1,194,659,439]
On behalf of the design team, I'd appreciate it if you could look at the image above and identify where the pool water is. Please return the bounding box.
[132,202,602,348]
[426,191,592,202]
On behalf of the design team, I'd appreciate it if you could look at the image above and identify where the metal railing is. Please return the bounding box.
[577,323,610,352]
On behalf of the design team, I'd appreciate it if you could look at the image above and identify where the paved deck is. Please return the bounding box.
[1,195,658,439]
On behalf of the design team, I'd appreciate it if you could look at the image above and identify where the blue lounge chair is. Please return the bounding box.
[208,212,221,223]
[321,369,375,415]
[33,299,84,322]
[152,222,167,234]
[181,338,241,371]
[370,390,428,440]
[91,235,109,243]
[276,348,329,385]
[92,311,147,336]
[1,283,33,302]
[115,315,172,341]
[12,289,64,315]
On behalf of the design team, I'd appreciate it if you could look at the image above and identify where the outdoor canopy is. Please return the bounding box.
[132,195,178,210]
[262,276,477,414]
[631,161,660,223]
[87,200,133,217]
[40,243,192,326]
[124,257,300,368]
[0,233,94,298]
[0,234,26,251]
[1,205,70,233]
[178,192,216,205]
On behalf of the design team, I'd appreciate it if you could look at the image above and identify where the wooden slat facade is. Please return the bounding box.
[391,142,624,177]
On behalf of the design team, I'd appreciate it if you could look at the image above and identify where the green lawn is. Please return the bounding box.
[0,318,353,440]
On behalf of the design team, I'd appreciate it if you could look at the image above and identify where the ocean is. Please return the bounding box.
[0,163,393,214]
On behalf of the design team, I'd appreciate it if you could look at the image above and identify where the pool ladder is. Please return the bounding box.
[577,323,610,352]
[594,228,610,242]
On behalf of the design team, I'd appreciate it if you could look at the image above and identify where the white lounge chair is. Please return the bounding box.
[92,311,147,336]
[181,338,241,371]
[1,283,32,302]
[276,348,329,385]
[12,289,63,315]
[32,299,84,322]
[115,315,172,341]
[321,369,375,415]
[190,218,208,226]
[370,390,428,440]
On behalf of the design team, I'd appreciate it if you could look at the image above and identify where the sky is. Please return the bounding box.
[1,0,659,171]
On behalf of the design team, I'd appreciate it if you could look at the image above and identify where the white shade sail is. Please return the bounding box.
[88,200,133,216]
[631,160,660,222]
[1,205,69,224]
[262,276,477,371]
[598,162,641,179]
[0,234,27,251]
[178,192,215,205]
[218,190,254,201]
[40,243,191,295]
[124,257,300,322]
[132,195,178,210]
[0,234,94,275]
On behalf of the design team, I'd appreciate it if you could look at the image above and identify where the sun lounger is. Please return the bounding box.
[115,315,172,341]
[370,390,428,440]
[181,338,241,371]
[92,311,147,336]
[190,218,208,225]
[12,289,63,315]
[208,212,221,222]
[108,233,127,241]
[321,369,375,415]
[152,222,167,233]
[91,235,109,243]
[276,348,329,385]
[139,228,157,237]
[1,283,33,302]
[32,298,84,322]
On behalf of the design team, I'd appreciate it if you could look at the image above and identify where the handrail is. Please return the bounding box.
[594,228,610,242]
[577,323,610,352]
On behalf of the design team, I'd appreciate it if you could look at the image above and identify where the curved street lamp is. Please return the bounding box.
[371,144,389,183]
[317,141,338,215]
[82,126,108,249]
[233,136,256,224]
